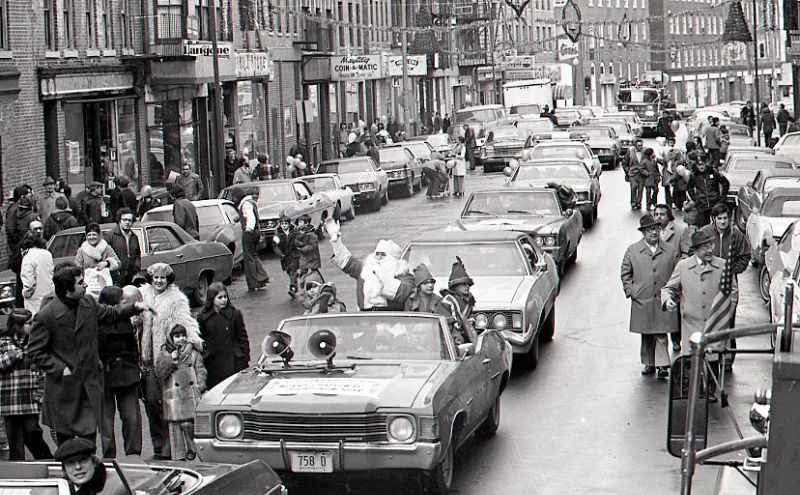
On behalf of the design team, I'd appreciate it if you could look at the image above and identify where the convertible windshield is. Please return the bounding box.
[275,315,447,361]
[304,177,336,191]
[318,159,374,174]
[405,242,527,277]
[514,165,589,181]
[763,196,800,217]
[464,191,561,216]
[531,145,587,159]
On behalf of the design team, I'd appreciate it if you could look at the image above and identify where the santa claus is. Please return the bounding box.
[324,219,415,310]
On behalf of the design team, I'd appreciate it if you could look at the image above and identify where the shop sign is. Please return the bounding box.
[599,75,617,85]
[502,55,535,71]
[789,30,800,62]
[557,39,578,61]
[182,40,232,58]
[477,67,500,82]
[386,55,427,77]
[330,55,383,81]
[236,52,273,79]
[40,72,134,98]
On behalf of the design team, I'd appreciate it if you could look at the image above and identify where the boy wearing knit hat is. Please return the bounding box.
[440,257,477,345]
[404,263,447,315]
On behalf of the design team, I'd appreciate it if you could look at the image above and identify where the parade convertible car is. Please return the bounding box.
[403,230,559,368]
[0,459,285,495]
[142,199,244,266]
[507,159,601,228]
[316,157,389,212]
[219,179,335,246]
[450,189,582,275]
[47,221,233,305]
[194,312,511,495]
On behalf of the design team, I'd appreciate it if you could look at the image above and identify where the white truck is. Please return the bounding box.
[503,79,554,118]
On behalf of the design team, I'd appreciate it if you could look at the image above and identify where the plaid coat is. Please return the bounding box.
[0,336,43,416]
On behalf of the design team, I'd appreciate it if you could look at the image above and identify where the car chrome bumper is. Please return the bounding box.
[387,177,411,186]
[502,328,534,353]
[352,190,379,202]
[195,438,442,471]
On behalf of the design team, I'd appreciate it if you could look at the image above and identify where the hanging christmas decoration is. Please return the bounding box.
[721,0,751,63]
[504,0,531,19]
[561,0,582,43]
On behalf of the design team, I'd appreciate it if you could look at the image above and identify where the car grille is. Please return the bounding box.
[592,148,611,155]
[242,412,388,443]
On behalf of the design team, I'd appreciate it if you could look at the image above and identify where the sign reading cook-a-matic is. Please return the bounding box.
[330,55,384,81]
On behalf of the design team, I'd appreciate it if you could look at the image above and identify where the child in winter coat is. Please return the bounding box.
[0,309,51,460]
[293,215,322,291]
[156,324,206,461]
[440,257,478,345]
[273,215,300,297]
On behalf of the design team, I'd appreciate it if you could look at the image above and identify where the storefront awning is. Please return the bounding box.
[0,68,21,100]
[39,68,135,100]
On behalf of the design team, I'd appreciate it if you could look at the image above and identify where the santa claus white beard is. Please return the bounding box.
[361,254,410,308]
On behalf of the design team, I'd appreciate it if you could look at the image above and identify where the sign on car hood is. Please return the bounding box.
[213,363,445,413]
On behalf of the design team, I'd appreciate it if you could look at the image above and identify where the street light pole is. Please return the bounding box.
[401,0,411,135]
[208,0,226,194]
[753,0,762,146]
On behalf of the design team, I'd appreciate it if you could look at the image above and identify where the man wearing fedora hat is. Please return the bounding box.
[621,214,680,378]
[662,230,737,366]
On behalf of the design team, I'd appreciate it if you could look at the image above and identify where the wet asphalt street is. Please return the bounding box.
[108,140,773,494]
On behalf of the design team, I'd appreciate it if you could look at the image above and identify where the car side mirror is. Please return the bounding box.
[457,343,475,358]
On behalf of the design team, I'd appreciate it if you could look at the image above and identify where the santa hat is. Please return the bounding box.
[374,239,402,259]
[413,263,435,286]
[448,256,473,289]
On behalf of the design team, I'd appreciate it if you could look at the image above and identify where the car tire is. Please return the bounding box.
[403,178,414,197]
[424,441,454,495]
[525,333,540,370]
[541,308,555,342]
[345,203,356,220]
[759,265,771,302]
[476,395,501,439]
[583,210,594,228]
[194,273,211,307]
[381,187,389,205]
[568,244,578,264]
[333,202,342,222]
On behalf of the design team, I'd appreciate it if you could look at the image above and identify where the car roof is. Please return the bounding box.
[303,173,339,179]
[731,154,796,164]
[414,230,530,243]
[757,169,800,179]
[520,159,586,167]
[145,199,234,214]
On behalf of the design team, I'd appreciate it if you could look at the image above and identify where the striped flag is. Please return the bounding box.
[703,257,734,335]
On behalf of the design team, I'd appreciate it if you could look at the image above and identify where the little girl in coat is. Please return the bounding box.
[156,324,206,461]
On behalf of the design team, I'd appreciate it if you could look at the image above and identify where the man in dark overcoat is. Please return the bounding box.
[27,262,149,445]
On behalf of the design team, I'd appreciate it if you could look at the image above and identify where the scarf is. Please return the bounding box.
[79,239,109,262]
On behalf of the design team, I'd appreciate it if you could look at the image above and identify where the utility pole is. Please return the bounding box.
[208,0,226,194]
[489,0,497,104]
[401,0,411,134]
[753,0,762,146]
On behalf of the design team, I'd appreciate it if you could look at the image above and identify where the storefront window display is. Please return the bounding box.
[237,80,268,158]
[146,100,199,186]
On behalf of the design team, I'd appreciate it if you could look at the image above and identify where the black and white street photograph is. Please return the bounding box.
[0,0,798,493]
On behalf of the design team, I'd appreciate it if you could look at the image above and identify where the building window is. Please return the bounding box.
[600,64,605,75]
[196,1,225,41]
[44,0,56,49]
[100,0,112,48]
[597,0,602,8]
[63,0,75,47]
[633,23,638,42]
[609,63,613,75]
[669,17,673,34]
[121,0,132,49]
[641,22,646,40]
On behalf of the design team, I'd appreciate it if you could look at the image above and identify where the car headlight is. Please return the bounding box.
[536,235,557,247]
[474,313,489,330]
[387,416,416,443]
[0,284,14,300]
[492,313,508,330]
[358,182,376,191]
[216,413,243,439]
[645,110,655,117]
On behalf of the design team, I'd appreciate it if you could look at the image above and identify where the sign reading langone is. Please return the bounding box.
[330,55,384,81]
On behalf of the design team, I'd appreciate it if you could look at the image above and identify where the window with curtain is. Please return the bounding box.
[44,0,56,49]
[100,0,113,48]
[63,0,76,47]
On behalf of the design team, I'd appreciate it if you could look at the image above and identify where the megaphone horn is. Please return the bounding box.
[308,329,337,366]
[262,331,294,366]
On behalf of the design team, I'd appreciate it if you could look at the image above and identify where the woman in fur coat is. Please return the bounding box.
[139,263,202,460]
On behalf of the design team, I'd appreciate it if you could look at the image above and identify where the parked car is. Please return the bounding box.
[452,188,583,275]
[409,133,455,158]
[219,179,335,247]
[195,312,511,495]
[592,118,636,156]
[142,199,243,265]
[302,173,356,221]
[764,219,800,322]
[772,131,800,158]
[404,230,559,368]
[480,126,533,172]
[379,145,422,197]
[719,154,798,205]
[745,186,800,265]
[736,169,800,231]
[604,111,643,137]
[723,122,755,148]
[0,459,285,495]
[398,140,435,165]
[507,159,601,227]
[553,108,584,128]
[47,221,234,305]
[575,126,621,169]
[316,156,389,212]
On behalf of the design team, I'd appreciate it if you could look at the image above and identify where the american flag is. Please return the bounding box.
[703,257,734,335]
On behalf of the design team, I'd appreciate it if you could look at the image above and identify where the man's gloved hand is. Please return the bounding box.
[324,217,341,241]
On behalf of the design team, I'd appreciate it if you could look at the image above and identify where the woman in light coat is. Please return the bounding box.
[19,234,54,315]
[451,141,467,198]
[75,223,120,298]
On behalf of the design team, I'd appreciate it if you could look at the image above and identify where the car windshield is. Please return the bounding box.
[764,178,800,192]
[763,197,800,217]
[582,128,615,138]
[488,128,528,141]
[464,191,561,216]
[734,159,795,171]
[617,88,659,103]
[319,160,373,174]
[221,184,294,202]
[275,315,447,361]
[516,120,555,133]
[426,134,450,147]
[514,164,589,181]
[456,108,498,123]
[405,242,527,277]
[404,143,431,157]
[380,148,410,162]
[780,134,800,146]
[596,121,629,134]
[531,145,586,159]
[304,177,336,191]
[510,104,541,115]
[144,206,225,238]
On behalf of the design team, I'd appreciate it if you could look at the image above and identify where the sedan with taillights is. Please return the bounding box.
[576,126,621,169]
[316,156,389,212]
[480,126,533,172]
[736,168,800,232]
[380,145,423,197]
[194,312,511,495]
[403,230,559,368]
[507,159,601,227]
[452,188,582,275]
[745,187,800,265]
[219,179,335,246]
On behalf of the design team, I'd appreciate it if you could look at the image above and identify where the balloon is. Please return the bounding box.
[298,161,307,170]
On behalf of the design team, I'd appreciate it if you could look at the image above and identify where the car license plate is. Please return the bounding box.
[290,451,334,473]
